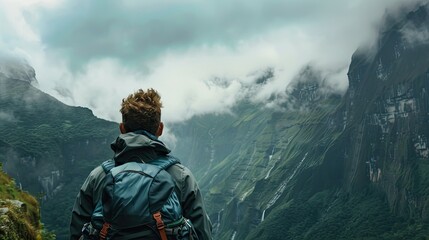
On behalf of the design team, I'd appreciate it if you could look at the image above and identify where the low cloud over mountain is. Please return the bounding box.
[0,0,426,123]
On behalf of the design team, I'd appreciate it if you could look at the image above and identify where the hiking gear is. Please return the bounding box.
[81,155,198,240]
[71,131,212,240]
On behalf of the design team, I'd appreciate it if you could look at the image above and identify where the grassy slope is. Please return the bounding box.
[171,6,429,239]
[0,163,55,240]
[0,77,118,239]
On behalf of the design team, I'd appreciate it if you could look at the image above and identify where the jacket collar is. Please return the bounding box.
[110,130,170,164]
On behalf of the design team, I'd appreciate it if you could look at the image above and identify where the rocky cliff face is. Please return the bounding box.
[170,4,429,239]
[341,4,429,220]
[0,70,118,239]
[0,164,54,240]
[0,56,37,85]
[1,4,429,240]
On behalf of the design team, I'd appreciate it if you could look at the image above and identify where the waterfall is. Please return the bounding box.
[209,128,215,164]
[265,146,276,179]
[208,173,218,186]
[231,231,237,240]
[261,152,308,223]
[202,128,216,179]
[217,209,223,223]
[38,170,62,199]
[39,176,54,198]
[264,163,276,179]
[269,146,275,160]
[213,209,224,234]
[261,209,266,222]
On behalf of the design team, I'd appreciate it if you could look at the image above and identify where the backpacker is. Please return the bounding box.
[80,156,199,240]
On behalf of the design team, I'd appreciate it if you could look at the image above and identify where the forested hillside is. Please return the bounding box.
[0,66,118,239]
[170,4,429,239]
[1,3,429,240]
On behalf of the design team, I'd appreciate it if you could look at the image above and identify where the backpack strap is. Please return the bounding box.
[148,155,181,170]
[149,155,180,240]
[99,222,111,240]
[153,211,168,240]
[101,159,115,174]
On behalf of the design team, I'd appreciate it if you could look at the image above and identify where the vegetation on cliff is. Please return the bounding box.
[170,4,429,239]
[0,77,118,239]
[0,163,55,240]
[1,3,429,240]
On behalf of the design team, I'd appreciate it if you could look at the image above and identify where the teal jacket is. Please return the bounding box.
[70,131,212,239]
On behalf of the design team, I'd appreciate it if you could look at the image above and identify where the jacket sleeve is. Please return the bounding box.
[69,166,106,240]
[169,164,213,240]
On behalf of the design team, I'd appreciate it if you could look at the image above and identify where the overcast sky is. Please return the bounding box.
[0,0,426,124]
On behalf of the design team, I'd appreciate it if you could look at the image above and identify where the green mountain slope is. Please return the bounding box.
[1,4,429,240]
[170,4,429,240]
[0,163,55,240]
[0,75,118,239]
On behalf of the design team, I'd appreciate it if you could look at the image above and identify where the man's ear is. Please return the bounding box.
[156,122,164,137]
[119,123,127,134]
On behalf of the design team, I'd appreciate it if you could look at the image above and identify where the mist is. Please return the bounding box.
[0,0,426,125]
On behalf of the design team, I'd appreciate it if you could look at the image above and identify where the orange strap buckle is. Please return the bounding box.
[153,211,168,240]
[99,222,111,240]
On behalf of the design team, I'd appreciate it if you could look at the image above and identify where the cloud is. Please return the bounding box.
[400,6,429,46]
[0,0,426,125]
[0,111,16,123]
[31,0,426,70]
[32,0,333,70]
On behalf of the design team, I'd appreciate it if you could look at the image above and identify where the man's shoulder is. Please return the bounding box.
[86,163,108,183]
[79,164,107,193]
[165,160,195,181]
[91,164,106,176]
[167,161,192,174]
[168,162,186,171]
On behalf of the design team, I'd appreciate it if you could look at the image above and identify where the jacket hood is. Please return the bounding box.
[110,131,171,164]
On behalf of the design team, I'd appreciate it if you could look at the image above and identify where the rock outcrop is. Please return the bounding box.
[0,55,37,85]
[0,164,49,240]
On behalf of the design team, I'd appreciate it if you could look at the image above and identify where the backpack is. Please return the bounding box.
[81,156,199,240]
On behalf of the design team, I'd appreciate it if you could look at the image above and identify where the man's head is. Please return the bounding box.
[119,88,163,136]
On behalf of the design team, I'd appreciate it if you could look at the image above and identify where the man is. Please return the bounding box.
[70,88,212,239]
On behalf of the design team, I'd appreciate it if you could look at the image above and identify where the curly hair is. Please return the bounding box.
[120,88,163,134]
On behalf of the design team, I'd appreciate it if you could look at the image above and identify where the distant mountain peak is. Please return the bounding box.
[0,55,38,85]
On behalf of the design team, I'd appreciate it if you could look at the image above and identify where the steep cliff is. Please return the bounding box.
[0,68,118,239]
[1,3,429,240]
[171,4,429,239]
[342,5,429,219]
[0,163,55,240]
[0,55,37,85]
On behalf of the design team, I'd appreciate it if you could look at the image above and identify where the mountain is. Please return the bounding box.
[169,4,429,239]
[1,3,429,240]
[0,61,118,239]
[0,56,37,85]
